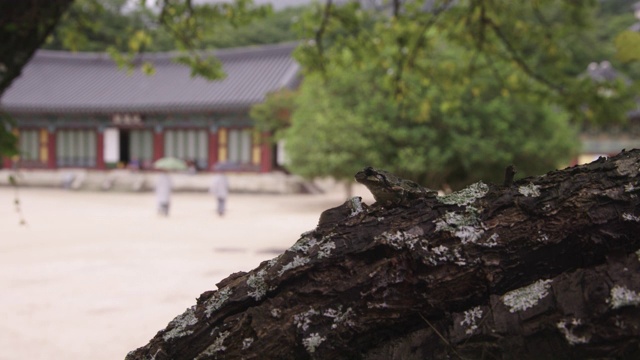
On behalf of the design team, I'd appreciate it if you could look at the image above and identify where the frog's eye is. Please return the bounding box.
[364,167,375,176]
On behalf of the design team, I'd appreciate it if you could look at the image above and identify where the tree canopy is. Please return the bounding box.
[252,0,640,189]
[42,0,304,53]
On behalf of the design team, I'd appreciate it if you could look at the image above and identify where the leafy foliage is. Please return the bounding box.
[615,30,640,63]
[249,89,298,138]
[44,1,304,52]
[0,112,18,157]
[284,63,579,188]
[43,0,274,80]
[270,0,640,188]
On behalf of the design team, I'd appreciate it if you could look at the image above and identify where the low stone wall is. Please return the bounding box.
[0,169,313,194]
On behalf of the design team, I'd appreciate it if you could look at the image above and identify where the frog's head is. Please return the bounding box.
[355,167,390,188]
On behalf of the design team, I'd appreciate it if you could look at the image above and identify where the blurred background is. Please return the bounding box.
[2,0,640,358]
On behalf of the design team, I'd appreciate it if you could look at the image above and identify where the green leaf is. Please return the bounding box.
[615,30,640,63]
[141,61,156,76]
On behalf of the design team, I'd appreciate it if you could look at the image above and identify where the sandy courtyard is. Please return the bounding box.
[0,185,374,360]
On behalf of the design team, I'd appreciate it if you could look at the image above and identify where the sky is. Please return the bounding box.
[254,0,311,9]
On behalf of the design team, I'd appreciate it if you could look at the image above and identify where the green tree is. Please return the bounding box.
[285,58,579,189]
[250,88,298,137]
[44,2,305,52]
[199,6,305,49]
[280,0,636,189]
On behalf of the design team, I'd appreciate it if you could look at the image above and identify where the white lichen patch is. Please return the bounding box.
[435,208,485,245]
[481,233,499,247]
[536,231,549,243]
[609,285,640,309]
[294,308,319,331]
[556,318,590,345]
[271,308,282,318]
[205,287,232,318]
[460,306,483,335]
[349,196,365,216]
[151,349,162,360]
[323,306,355,329]
[278,255,310,276]
[302,333,326,353]
[163,306,198,341]
[289,236,318,254]
[266,256,281,269]
[435,211,476,232]
[425,245,468,266]
[624,183,639,198]
[247,269,268,301]
[242,337,254,350]
[502,279,553,313]
[375,230,420,250]
[454,226,485,244]
[438,181,489,206]
[518,183,541,197]
[318,241,336,259]
[196,330,230,359]
[622,213,640,222]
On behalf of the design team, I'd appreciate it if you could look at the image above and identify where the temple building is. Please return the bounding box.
[0,42,300,172]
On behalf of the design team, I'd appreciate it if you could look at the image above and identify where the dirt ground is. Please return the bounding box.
[0,185,374,360]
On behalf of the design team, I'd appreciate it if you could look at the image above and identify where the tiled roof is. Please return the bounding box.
[0,42,300,114]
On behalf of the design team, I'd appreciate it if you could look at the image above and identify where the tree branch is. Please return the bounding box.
[127,150,640,360]
[482,14,564,94]
[0,0,74,97]
[313,0,333,76]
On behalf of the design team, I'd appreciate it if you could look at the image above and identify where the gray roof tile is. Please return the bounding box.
[1,42,300,114]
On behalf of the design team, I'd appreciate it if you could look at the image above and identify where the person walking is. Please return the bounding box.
[209,173,229,217]
[155,171,172,216]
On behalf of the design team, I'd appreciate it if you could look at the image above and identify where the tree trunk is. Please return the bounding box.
[0,0,74,97]
[126,150,640,360]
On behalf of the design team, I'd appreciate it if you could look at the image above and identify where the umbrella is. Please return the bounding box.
[153,157,187,171]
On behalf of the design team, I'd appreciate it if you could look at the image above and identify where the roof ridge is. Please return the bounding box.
[35,41,300,61]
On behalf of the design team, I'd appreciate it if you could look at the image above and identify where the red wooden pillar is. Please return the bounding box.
[260,131,272,173]
[153,126,164,161]
[208,126,218,171]
[96,129,105,169]
[47,128,56,169]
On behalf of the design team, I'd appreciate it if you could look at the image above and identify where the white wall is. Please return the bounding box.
[104,128,119,163]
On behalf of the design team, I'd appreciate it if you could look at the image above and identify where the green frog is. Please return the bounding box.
[355,167,438,207]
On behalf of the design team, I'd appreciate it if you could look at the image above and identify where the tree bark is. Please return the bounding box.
[0,0,73,97]
[126,150,640,360]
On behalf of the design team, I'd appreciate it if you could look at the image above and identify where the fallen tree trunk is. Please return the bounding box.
[126,150,640,360]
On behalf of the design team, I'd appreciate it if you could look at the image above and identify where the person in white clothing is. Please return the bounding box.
[209,173,229,216]
[155,171,172,216]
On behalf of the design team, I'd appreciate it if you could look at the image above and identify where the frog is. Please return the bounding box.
[355,167,438,207]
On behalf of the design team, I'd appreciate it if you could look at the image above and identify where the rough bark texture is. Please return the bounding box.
[127,150,640,360]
